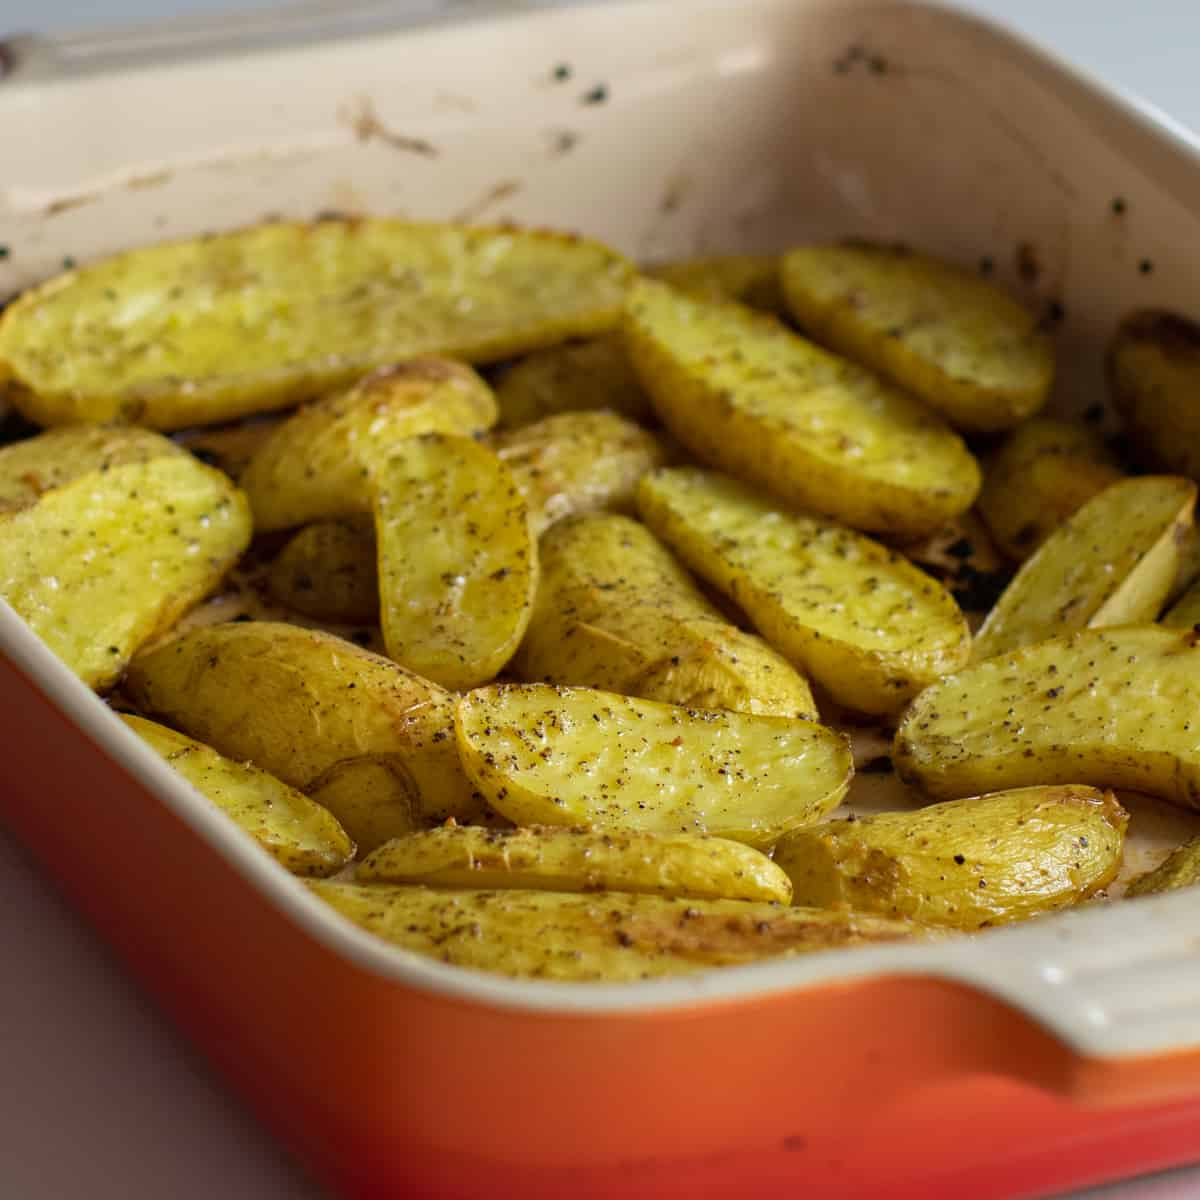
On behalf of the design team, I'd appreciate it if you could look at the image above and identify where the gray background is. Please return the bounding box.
[2,2,1200,1198]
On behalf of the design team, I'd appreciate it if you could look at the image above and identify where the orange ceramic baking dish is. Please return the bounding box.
[5,1,1200,1196]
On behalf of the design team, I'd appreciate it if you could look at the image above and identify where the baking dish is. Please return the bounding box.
[5,0,1200,1195]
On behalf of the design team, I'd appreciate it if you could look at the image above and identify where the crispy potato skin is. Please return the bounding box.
[624,280,980,537]
[1108,309,1200,479]
[241,358,497,532]
[267,518,379,624]
[124,621,485,823]
[637,468,970,714]
[455,683,852,848]
[0,456,251,691]
[309,882,926,981]
[514,512,817,719]
[978,418,1123,560]
[123,714,353,876]
[0,220,632,430]
[775,785,1127,928]
[357,825,793,903]
[306,755,422,857]
[1126,835,1200,897]
[646,254,785,313]
[972,476,1195,661]
[781,243,1054,433]
[893,626,1200,810]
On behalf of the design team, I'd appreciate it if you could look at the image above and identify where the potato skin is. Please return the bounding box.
[124,621,485,823]
[624,280,980,537]
[306,755,422,856]
[309,882,925,981]
[774,786,1127,929]
[1126,835,1200,897]
[893,626,1200,810]
[781,242,1054,433]
[646,254,785,313]
[266,518,379,624]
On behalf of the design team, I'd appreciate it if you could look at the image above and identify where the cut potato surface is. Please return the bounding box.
[124,714,353,876]
[358,825,792,903]
[894,626,1200,809]
[0,220,632,430]
[371,434,537,690]
[310,882,925,980]
[624,280,980,537]
[455,683,852,847]
[781,242,1054,433]
[972,476,1195,661]
[267,518,379,624]
[306,755,423,857]
[241,357,496,532]
[638,467,970,714]
[0,456,251,691]
[775,785,1127,929]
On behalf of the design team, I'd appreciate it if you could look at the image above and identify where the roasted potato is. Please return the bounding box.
[623,280,980,537]
[492,410,668,536]
[175,417,283,481]
[894,512,1011,619]
[357,825,792,903]
[124,621,485,823]
[894,626,1200,809]
[305,755,422,856]
[775,785,1127,929]
[241,358,496,532]
[310,881,926,981]
[646,253,784,313]
[1108,310,1200,479]
[123,714,353,876]
[455,683,852,847]
[266,518,379,624]
[0,456,251,691]
[1126,835,1200,897]
[978,418,1123,560]
[781,242,1054,432]
[493,335,653,429]
[637,468,970,714]
[0,220,633,430]
[514,512,817,718]
[972,476,1195,661]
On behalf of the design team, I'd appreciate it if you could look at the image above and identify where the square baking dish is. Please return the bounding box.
[5,1,1200,1196]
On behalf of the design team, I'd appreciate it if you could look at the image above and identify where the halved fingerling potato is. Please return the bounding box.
[637,467,970,714]
[775,785,1127,929]
[0,219,633,430]
[357,825,792,903]
[267,518,379,624]
[646,253,785,313]
[305,754,423,856]
[1126,835,1200,897]
[123,714,353,876]
[971,476,1195,661]
[370,434,537,690]
[124,621,486,823]
[893,626,1200,809]
[623,280,980,537]
[310,882,927,981]
[241,358,497,532]
[455,683,852,848]
[175,417,283,481]
[0,456,251,691]
[781,242,1054,432]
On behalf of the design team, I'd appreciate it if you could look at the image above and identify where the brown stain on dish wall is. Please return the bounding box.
[453,181,523,224]
[341,96,439,158]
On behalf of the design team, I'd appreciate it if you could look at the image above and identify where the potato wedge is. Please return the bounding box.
[492,410,668,536]
[175,417,282,481]
[494,335,653,429]
[513,512,817,719]
[781,242,1054,432]
[123,714,353,876]
[978,418,1124,560]
[1126,835,1200,897]
[0,456,251,691]
[267,518,378,624]
[971,476,1195,661]
[241,358,496,532]
[893,626,1200,808]
[1108,310,1200,478]
[0,424,182,513]
[1162,578,1200,630]
[624,280,980,537]
[646,254,784,313]
[637,468,970,714]
[371,434,537,690]
[0,219,632,430]
[455,683,851,847]
[357,825,792,903]
[309,882,924,980]
[124,621,485,823]
[775,786,1127,929]
[306,755,422,856]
